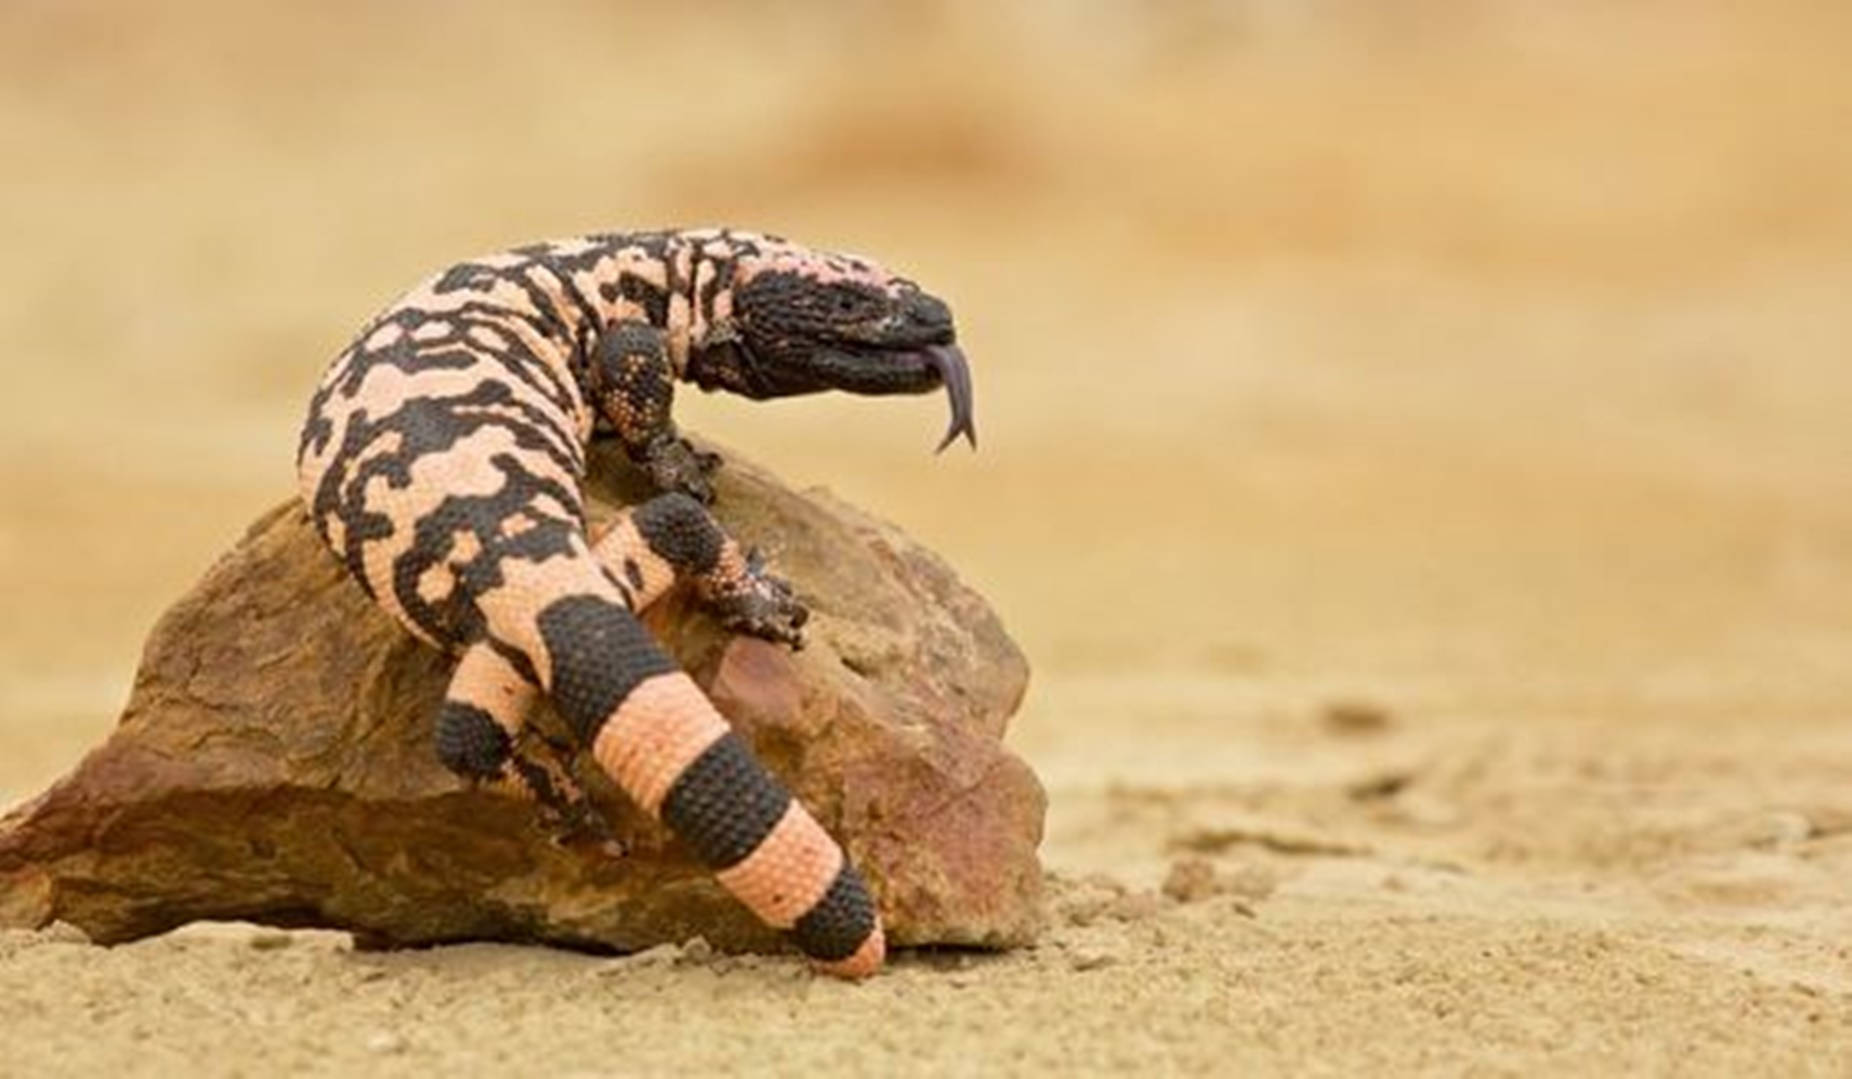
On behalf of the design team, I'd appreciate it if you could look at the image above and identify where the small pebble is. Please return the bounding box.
[40,921,90,945]
[1162,857,1219,904]
[1747,811,1813,851]
[1225,863,1278,901]
[1162,857,1277,904]
[1053,873,1130,927]
[1108,891,1162,921]
[247,929,294,951]
[364,1032,405,1055]
[593,942,680,976]
[1068,948,1117,972]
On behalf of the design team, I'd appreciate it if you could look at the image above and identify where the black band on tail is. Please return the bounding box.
[791,864,878,961]
[536,594,678,743]
[659,732,792,869]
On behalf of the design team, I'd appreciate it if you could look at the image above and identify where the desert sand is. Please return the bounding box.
[2,2,1849,1075]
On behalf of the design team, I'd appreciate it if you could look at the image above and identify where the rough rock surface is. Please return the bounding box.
[0,440,1043,955]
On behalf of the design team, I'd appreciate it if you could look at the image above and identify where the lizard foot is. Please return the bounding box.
[704,547,809,650]
[643,435,722,505]
[490,742,624,852]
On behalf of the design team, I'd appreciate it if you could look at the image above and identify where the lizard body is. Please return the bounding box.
[296,228,973,978]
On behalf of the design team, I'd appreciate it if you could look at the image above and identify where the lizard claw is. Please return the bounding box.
[709,551,809,650]
[644,435,722,504]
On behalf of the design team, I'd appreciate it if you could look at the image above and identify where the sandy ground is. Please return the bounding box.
[3,2,1851,1074]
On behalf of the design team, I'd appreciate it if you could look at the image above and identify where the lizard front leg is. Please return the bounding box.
[589,318,806,641]
[613,492,809,649]
[593,320,720,504]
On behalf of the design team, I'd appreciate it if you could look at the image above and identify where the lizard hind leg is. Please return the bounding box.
[434,507,697,803]
[432,499,767,818]
[434,642,605,842]
[434,643,532,783]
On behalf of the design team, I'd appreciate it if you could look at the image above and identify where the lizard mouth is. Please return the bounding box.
[695,337,976,453]
[809,343,976,453]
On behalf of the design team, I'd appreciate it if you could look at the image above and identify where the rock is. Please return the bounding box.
[1161,857,1220,904]
[1048,873,1130,928]
[40,920,90,945]
[1160,855,1278,905]
[1065,944,1118,972]
[591,942,683,975]
[0,439,1043,957]
[1224,862,1278,902]
[677,935,715,964]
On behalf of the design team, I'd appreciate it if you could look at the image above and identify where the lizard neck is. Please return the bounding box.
[562,229,765,384]
[541,231,698,378]
[681,229,754,376]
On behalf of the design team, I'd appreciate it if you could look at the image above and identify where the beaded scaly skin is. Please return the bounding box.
[296,228,975,977]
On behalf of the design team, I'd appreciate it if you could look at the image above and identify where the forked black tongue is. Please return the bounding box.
[927,344,976,453]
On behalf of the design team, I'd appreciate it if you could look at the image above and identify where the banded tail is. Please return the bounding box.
[485,553,884,976]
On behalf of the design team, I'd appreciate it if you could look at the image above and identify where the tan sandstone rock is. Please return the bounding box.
[0,440,1044,956]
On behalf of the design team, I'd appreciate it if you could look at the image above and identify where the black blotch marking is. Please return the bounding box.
[510,754,562,806]
[658,732,791,870]
[488,637,540,688]
[617,271,669,327]
[585,230,674,265]
[390,453,584,645]
[535,594,678,744]
[791,864,878,962]
[434,702,512,779]
[431,257,577,349]
[328,304,578,419]
[696,251,737,334]
[623,558,644,592]
[594,563,637,612]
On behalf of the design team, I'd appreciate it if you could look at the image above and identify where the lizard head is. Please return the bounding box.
[686,241,975,452]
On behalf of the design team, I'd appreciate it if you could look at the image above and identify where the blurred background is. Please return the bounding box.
[2,0,1850,807]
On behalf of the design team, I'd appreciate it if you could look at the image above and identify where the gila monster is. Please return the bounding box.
[295,228,974,978]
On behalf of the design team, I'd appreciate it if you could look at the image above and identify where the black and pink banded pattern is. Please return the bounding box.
[296,228,973,977]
